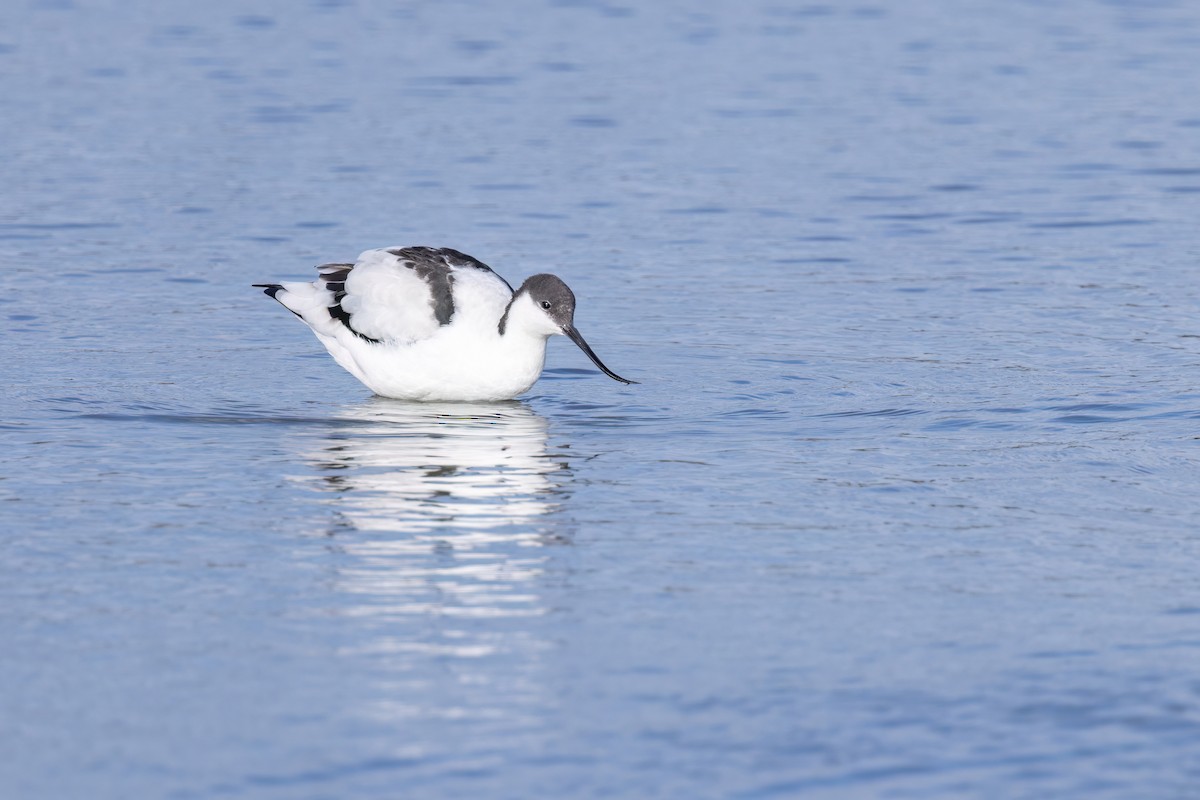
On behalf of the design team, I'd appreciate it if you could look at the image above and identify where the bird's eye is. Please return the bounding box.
[541,300,552,309]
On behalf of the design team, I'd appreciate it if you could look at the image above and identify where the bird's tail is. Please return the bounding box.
[253,282,306,319]
[253,283,285,299]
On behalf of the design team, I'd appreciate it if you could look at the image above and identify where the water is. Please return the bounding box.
[4,0,1200,796]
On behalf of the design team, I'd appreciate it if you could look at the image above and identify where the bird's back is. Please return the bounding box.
[273,246,516,346]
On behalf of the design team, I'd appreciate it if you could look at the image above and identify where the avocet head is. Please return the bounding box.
[513,274,636,385]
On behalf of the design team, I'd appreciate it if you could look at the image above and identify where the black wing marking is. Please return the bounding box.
[316,263,380,344]
[386,246,514,327]
[440,247,514,293]
[386,248,453,325]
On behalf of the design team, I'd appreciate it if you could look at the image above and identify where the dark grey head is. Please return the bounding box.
[506,273,636,385]
[522,273,578,330]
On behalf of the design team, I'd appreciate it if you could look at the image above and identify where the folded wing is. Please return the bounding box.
[327,246,515,344]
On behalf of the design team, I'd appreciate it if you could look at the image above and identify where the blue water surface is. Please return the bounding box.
[4,1,1200,797]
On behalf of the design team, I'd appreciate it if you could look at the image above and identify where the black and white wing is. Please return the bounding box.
[320,246,515,344]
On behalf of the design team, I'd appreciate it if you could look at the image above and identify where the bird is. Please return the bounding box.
[254,246,636,402]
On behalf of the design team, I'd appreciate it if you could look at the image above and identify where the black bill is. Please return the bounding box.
[564,325,637,385]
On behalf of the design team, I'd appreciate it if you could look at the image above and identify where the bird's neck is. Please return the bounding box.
[497,292,549,339]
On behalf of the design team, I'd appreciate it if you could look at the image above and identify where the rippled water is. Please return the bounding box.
[5,0,1200,797]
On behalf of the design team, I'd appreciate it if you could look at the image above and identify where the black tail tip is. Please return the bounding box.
[253,283,284,299]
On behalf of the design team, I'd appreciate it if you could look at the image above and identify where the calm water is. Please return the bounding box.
[4,0,1200,797]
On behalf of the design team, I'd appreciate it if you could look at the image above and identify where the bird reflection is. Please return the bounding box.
[300,398,566,644]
